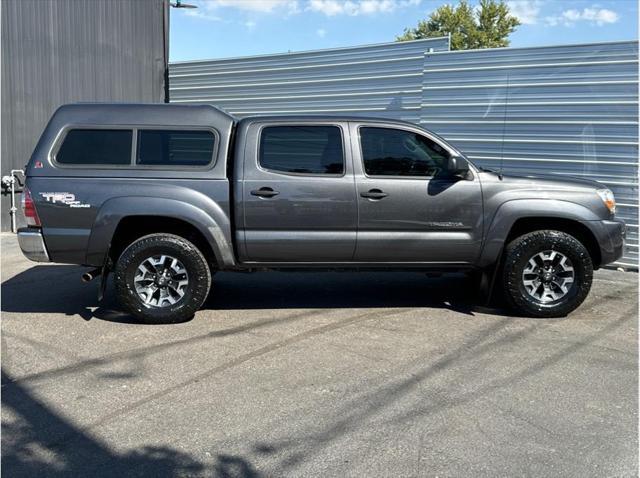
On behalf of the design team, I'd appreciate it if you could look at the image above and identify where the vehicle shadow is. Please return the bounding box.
[1,265,134,323]
[207,270,487,313]
[1,265,513,323]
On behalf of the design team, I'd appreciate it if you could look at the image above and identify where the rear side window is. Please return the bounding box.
[259,126,344,175]
[56,129,132,165]
[137,130,215,166]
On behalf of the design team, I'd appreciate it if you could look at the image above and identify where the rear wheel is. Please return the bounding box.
[502,230,593,318]
[114,233,211,324]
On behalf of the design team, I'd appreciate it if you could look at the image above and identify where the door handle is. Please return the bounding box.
[360,189,388,200]
[251,187,280,198]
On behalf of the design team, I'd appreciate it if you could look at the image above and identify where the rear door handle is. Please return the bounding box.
[251,187,280,198]
[360,189,388,200]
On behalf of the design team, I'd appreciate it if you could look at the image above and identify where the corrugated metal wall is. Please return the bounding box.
[421,41,639,268]
[169,39,639,268]
[170,38,450,123]
[1,0,167,230]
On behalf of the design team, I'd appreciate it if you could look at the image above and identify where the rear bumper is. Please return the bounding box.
[582,219,626,267]
[17,228,50,262]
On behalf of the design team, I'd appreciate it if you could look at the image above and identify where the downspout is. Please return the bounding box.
[2,169,24,233]
[162,0,170,103]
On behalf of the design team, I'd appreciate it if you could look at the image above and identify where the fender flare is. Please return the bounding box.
[478,198,601,268]
[85,196,236,268]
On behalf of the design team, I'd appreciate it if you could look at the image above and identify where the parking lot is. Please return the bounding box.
[1,233,637,477]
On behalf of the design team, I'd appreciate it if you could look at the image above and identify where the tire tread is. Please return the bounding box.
[114,233,211,324]
[502,230,593,318]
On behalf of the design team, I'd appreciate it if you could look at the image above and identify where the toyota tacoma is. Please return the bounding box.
[17,104,625,323]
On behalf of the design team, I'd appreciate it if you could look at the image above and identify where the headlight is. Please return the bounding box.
[596,188,616,215]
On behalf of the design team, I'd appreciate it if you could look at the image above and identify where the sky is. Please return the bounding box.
[169,0,639,62]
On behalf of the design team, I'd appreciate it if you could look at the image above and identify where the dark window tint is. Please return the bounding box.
[56,129,132,165]
[137,130,215,166]
[360,127,449,177]
[260,126,344,175]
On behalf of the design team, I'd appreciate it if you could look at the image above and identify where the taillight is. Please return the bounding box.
[22,186,41,226]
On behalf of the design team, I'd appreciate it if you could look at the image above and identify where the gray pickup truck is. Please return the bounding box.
[18,104,624,323]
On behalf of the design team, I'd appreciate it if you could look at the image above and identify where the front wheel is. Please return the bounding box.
[502,230,593,318]
[114,233,212,324]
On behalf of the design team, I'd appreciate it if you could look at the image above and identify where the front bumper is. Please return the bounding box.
[582,219,626,266]
[17,228,50,262]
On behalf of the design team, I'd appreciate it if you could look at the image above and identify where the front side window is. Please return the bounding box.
[137,130,215,166]
[56,129,132,165]
[360,127,450,177]
[259,126,344,175]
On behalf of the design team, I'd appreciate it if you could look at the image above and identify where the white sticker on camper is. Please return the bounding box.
[40,192,90,208]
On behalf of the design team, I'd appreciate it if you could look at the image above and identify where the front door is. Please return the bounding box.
[350,123,483,264]
[241,123,357,263]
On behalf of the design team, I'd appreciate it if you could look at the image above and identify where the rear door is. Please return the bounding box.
[238,121,357,263]
[350,122,483,263]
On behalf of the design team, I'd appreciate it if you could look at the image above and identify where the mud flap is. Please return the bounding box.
[98,258,112,302]
[483,248,505,306]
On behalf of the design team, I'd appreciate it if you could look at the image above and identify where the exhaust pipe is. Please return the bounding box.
[82,268,102,283]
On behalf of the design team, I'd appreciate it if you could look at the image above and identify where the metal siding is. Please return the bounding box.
[170,39,638,268]
[1,0,166,230]
[170,38,450,123]
[421,42,639,268]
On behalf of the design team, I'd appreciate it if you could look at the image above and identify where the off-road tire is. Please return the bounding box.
[114,233,211,324]
[503,230,593,318]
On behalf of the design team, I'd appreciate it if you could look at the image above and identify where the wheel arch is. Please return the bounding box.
[109,217,217,267]
[479,199,602,269]
[505,217,601,268]
[85,196,235,268]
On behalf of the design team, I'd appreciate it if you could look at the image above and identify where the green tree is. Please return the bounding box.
[397,0,520,50]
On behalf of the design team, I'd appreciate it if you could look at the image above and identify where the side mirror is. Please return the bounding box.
[446,155,471,179]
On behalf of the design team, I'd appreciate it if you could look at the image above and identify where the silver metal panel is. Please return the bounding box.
[170,38,450,123]
[422,41,638,267]
[172,39,638,267]
[1,0,167,231]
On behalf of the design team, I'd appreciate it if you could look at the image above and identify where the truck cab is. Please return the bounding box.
[234,117,482,265]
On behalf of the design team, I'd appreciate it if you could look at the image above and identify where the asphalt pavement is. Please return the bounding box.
[1,233,637,477]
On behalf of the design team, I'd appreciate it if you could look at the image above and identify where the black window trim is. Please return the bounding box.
[256,123,347,178]
[356,123,467,180]
[50,124,220,170]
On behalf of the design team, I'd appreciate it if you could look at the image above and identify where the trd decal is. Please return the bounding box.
[40,192,90,208]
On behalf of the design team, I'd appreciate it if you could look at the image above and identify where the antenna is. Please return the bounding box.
[498,73,510,180]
